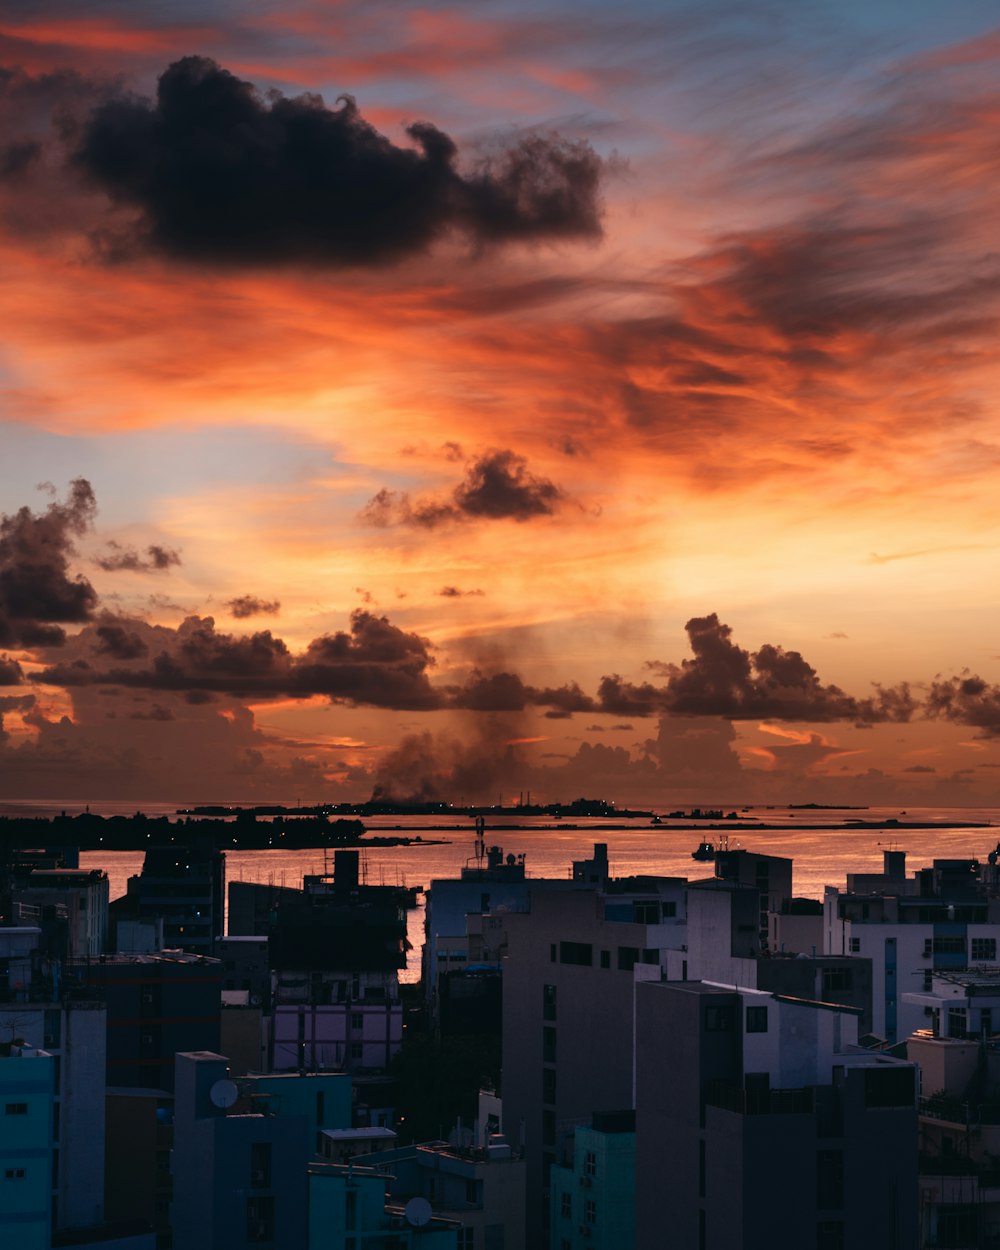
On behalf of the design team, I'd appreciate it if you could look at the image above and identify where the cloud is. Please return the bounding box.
[904,764,936,773]
[72,56,604,267]
[926,673,1000,737]
[588,615,915,724]
[0,657,24,685]
[94,540,181,571]
[437,586,484,598]
[0,478,98,647]
[361,449,565,527]
[34,608,443,711]
[227,594,281,619]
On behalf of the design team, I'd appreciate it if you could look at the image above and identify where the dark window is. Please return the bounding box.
[817,1221,844,1250]
[550,943,557,963]
[584,1198,596,1225]
[662,901,677,918]
[351,1041,363,1060]
[972,938,996,962]
[4,1168,25,1179]
[698,1140,705,1198]
[561,1192,572,1219]
[634,901,660,924]
[246,1196,274,1242]
[543,1109,555,1146]
[704,1006,735,1032]
[543,985,557,1021]
[822,968,852,994]
[600,950,610,969]
[584,1150,596,1177]
[642,948,658,965]
[250,1142,271,1189]
[618,947,639,972]
[934,936,967,955]
[848,937,860,953]
[746,1006,768,1033]
[817,1150,843,1209]
[559,941,593,967]
[948,1007,968,1039]
[863,1066,915,1108]
[351,1013,363,1030]
[4,1104,27,1115]
[543,1067,556,1104]
[543,1027,557,1063]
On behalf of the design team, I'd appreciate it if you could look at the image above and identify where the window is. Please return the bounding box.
[584,1198,597,1225]
[817,1222,844,1250]
[543,1109,555,1146]
[559,941,593,967]
[817,1150,843,1209]
[948,1007,968,1039]
[822,968,852,994]
[246,1196,274,1242]
[584,1150,596,1177]
[543,1068,556,1104]
[543,1027,557,1063]
[351,1012,363,1030]
[934,936,966,956]
[642,948,658,965]
[746,1006,768,1033]
[972,938,997,962]
[543,985,557,1021]
[4,1103,27,1116]
[561,1192,572,1219]
[250,1142,271,1189]
[848,937,860,953]
[4,1168,25,1179]
[634,901,660,924]
[459,1231,475,1250]
[600,950,610,969]
[617,947,639,972]
[662,901,677,919]
[863,1067,915,1108]
[550,943,557,963]
[351,1041,363,1060]
[704,1006,735,1032]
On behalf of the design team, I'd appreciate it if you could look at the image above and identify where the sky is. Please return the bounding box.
[1,0,999,807]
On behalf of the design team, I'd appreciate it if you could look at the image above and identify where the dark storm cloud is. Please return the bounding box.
[0,657,24,685]
[73,56,604,267]
[588,615,915,723]
[0,479,98,647]
[95,540,181,572]
[926,673,1000,737]
[34,609,442,711]
[227,594,281,619]
[94,623,149,660]
[361,450,565,528]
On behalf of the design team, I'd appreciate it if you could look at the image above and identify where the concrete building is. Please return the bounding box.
[713,849,793,950]
[70,951,222,1091]
[0,1042,54,1250]
[549,1111,635,1250]
[104,1086,173,1248]
[635,980,918,1250]
[501,873,686,1246]
[0,927,108,1233]
[171,1051,308,1250]
[269,854,407,1075]
[112,843,225,956]
[307,1162,460,1249]
[363,1139,526,1250]
[825,853,1000,1042]
[11,867,109,958]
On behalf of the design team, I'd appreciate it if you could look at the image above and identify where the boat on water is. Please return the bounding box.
[691,841,715,861]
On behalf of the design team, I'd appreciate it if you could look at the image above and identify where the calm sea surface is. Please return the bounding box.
[21,803,994,984]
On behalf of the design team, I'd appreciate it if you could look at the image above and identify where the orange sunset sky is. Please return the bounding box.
[1,0,999,806]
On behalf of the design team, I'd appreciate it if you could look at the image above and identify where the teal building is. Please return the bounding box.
[549,1112,635,1250]
[0,1043,55,1250]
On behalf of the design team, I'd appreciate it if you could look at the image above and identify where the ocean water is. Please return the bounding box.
[58,803,999,983]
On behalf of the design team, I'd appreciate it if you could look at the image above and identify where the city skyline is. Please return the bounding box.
[1,1,999,804]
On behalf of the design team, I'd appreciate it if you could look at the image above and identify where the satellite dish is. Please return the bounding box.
[404,1197,433,1228]
[210,1079,238,1109]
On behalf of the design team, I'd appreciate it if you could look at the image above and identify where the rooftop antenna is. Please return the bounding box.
[475,816,485,868]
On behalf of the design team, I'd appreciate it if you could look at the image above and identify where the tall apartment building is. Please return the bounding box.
[549,1110,635,1250]
[501,873,686,1247]
[0,1042,55,1250]
[634,980,918,1250]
